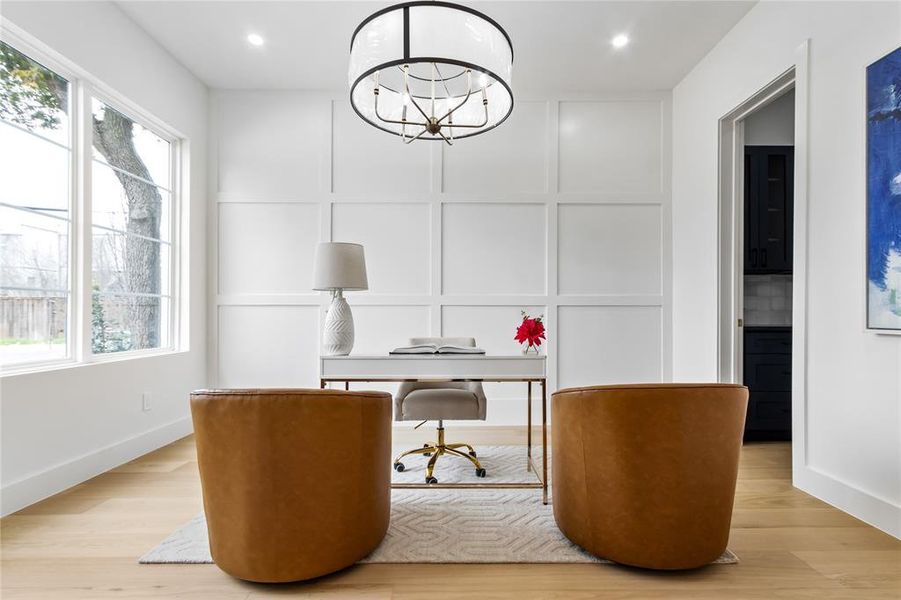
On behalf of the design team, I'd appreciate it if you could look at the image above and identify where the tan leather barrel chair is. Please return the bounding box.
[552,384,748,570]
[190,389,392,583]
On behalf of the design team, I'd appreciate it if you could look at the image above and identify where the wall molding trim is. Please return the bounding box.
[208,90,674,413]
[1,417,192,517]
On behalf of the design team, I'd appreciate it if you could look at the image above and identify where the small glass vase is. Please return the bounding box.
[521,345,540,355]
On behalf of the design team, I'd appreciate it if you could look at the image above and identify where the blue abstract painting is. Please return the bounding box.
[867,46,901,330]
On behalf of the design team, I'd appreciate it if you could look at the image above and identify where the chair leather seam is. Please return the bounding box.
[577,394,593,550]
[554,384,747,396]
[192,390,391,398]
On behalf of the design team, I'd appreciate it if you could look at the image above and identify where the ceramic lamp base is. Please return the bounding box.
[322,292,355,356]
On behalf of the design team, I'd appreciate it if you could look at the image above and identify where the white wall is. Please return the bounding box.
[210,91,672,424]
[0,1,207,515]
[745,89,795,145]
[672,1,900,536]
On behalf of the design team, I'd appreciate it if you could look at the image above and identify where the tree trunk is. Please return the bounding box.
[93,109,161,349]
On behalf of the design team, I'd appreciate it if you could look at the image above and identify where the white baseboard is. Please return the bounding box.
[794,464,901,539]
[1,417,192,517]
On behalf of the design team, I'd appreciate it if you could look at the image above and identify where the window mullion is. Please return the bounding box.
[75,80,94,362]
[169,137,181,351]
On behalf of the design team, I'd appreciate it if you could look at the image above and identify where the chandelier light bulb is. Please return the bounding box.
[246,33,264,47]
[611,33,630,49]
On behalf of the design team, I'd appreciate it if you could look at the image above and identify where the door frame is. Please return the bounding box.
[716,41,810,471]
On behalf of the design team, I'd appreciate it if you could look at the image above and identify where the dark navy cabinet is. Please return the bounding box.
[745,146,794,274]
[743,327,792,440]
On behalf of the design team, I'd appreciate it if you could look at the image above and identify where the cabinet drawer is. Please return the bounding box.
[747,391,791,431]
[757,400,792,422]
[745,331,792,354]
[744,353,791,391]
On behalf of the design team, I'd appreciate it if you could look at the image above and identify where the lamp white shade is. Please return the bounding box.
[312,242,368,291]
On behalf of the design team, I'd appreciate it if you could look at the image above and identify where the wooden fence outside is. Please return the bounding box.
[0,296,66,341]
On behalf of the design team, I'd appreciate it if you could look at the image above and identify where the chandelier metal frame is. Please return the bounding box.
[348,1,514,144]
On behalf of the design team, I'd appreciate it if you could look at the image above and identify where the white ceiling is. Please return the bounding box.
[116,0,755,93]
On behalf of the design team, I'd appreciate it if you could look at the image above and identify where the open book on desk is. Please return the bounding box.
[390,343,486,355]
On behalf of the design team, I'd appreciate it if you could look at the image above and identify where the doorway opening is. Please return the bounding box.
[717,48,809,468]
[741,91,795,441]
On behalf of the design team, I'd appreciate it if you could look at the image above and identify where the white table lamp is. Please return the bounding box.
[313,242,368,356]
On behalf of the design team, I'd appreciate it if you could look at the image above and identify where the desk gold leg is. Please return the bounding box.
[527,381,532,472]
[542,378,548,505]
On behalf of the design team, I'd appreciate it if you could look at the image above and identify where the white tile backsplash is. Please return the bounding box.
[744,274,792,326]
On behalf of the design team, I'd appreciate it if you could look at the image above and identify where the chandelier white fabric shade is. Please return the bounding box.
[348,1,514,144]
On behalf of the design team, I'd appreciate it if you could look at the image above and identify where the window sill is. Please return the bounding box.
[0,347,190,379]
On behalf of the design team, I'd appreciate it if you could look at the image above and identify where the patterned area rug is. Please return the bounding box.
[139,446,738,565]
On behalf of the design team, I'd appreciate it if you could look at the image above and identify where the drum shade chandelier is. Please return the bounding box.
[348,1,514,145]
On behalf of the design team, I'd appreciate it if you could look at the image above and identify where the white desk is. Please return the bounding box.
[320,354,548,504]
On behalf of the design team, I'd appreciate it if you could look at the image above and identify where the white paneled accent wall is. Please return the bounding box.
[558,203,663,295]
[331,203,432,295]
[218,203,320,294]
[442,203,547,295]
[218,305,321,388]
[211,91,672,425]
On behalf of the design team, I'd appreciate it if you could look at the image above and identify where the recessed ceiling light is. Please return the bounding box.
[611,34,629,49]
[247,33,265,47]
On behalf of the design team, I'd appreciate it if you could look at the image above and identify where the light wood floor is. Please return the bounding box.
[2,428,899,599]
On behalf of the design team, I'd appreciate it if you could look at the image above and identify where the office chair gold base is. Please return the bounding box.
[393,426,485,483]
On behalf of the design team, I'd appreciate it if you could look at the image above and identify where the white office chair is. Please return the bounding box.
[392,337,487,483]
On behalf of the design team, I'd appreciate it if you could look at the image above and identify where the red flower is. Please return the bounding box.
[515,316,546,348]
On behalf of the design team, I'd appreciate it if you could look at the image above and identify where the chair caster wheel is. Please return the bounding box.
[469,451,478,457]
[423,444,432,457]
[394,463,405,472]
[475,468,487,478]
[426,476,438,484]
